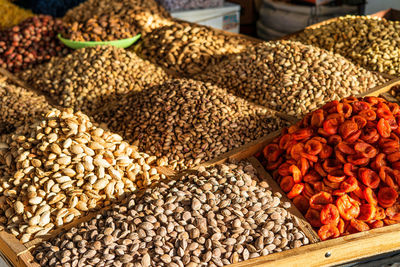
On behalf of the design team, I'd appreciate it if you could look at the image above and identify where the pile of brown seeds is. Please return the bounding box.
[0,15,70,73]
[0,75,52,135]
[0,108,167,243]
[33,161,309,267]
[293,15,400,75]
[95,79,288,170]
[138,22,252,76]
[63,0,173,36]
[62,14,138,42]
[19,45,170,115]
[195,40,387,117]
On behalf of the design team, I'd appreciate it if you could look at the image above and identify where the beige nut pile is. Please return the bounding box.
[195,40,387,117]
[19,45,170,115]
[138,22,253,75]
[63,0,173,36]
[34,161,308,267]
[0,108,166,243]
[0,75,52,135]
[293,15,400,75]
[95,79,288,170]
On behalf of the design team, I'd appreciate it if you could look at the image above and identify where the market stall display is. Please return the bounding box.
[19,45,170,115]
[293,15,400,76]
[33,161,309,266]
[195,41,387,117]
[0,15,70,73]
[96,79,289,170]
[261,96,400,240]
[0,75,52,135]
[0,0,33,29]
[0,108,168,243]
[138,22,252,75]
[0,2,399,266]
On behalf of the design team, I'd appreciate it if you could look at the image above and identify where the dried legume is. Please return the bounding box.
[0,108,166,242]
[19,45,170,115]
[195,40,387,117]
[0,75,52,134]
[0,15,70,73]
[293,15,400,75]
[63,0,172,36]
[138,21,252,76]
[33,161,308,266]
[95,79,288,170]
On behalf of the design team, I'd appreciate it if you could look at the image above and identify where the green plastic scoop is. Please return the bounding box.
[58,33,141,49]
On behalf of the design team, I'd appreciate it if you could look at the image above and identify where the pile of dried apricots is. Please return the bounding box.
[262,96,400,240]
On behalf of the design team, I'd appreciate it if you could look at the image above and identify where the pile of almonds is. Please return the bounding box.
[0,108,166,243]
[195,40,387,117]
[19,45,170,115]
[293,15,400,75]
[138,21,252,75]
[95,79,288,170]
[33,161,309,266]
[62,14,138,42]
[0,15,70,73]
[63,0,173,36]
[0,75,52,135]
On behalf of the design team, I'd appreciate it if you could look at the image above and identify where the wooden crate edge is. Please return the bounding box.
[229,223,400,267]
[248,157,320,243]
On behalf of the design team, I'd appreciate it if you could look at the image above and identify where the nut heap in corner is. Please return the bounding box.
[139,22,253,76]
[19,45,170,116]
[293,15,400,75]
[34,161,309,267]
[0,75,52,135]
[0,108,167,243]
[96,79,289,170]
[195,40,387,117]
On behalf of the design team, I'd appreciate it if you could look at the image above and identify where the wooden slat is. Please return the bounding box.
[229,223,400,267]
[0,232,38,267]
[248,157,320,244]
[360,77,400,97]
[199,130,280,168]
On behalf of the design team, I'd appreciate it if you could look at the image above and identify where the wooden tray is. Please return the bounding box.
[1,78,400,267]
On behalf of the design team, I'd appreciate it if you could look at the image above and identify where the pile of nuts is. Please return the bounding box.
[19,45,170,115]
[96,79,288,170]
[0,0,33,29]
[0,75,52,135]
[62,14,138,41]
[293,15,400,75]
[0,108,166,242]
[138,22,252,75]
[262,96,400,240]
[33,161,309,266]
[0,15,70,73]
[195,41,387,117]
[63,0,173,36]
